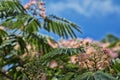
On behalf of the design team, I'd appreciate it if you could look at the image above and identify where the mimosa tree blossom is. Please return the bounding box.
[0,26,4,30]
[47,38,119,71]
[24,0,46,18]
[103,49,118,58]
[49,60,58,68]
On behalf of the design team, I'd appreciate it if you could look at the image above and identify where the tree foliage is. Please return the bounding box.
[0,0,120,80]
[0,0,83,79]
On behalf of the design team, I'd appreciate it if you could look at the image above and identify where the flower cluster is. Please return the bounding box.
[24,0,36,9]
[24,0,46,18]
[47,38,119,71]
[0,26,4,30]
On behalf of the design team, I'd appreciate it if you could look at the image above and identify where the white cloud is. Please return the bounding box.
[46,0,120,17]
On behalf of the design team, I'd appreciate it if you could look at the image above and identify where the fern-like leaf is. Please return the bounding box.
[43,15,82,38]
[41,47,85,62]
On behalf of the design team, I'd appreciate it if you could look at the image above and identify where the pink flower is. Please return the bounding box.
[112,46,120,51]
[47,39,59,48]
[49,61,58,68]
[73,44,80,48]
[101,42,110,48]
[39,1,45,5]
[40,8,46,11]
[38,5,42,10]
[0,26,4,30]
[70,55,78,64]
[83,38,92,45]
[27,45,31,50]
[103,49,118,58]
[24,3,31,9]
[30,0,36,5]
[78,53,89,62]
[59,65,64,68]
[86,47,96,54]
[109,51,118,58]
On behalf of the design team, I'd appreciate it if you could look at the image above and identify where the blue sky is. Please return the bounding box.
[22,0,120,40]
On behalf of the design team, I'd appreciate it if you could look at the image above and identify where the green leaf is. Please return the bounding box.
[94,71,117,80]
[0,29,8,37]
[1,14,41,34]
[75,72,93,80]
[43,15,82,38]
[41,47,85,62]
[0,0,26,19]
[60,72,74,80]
